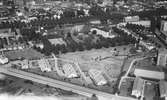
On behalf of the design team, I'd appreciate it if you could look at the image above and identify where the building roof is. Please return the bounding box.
[159,48,167,55]
[132,77,144,94]
[90,28,108,33]
[89,69,107,86]
[130,20,151,27]
[38,58,51,72]
[0,54,8,64]
[62,63,78,78]
[159,80,167,98]
[134,69,165,80]
[48,38,66,46]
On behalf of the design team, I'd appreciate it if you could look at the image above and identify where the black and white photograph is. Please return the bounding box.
[0,0,166,100]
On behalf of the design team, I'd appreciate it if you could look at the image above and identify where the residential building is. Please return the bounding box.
[0,54,8,64]
[139,41,155,51]
[129,20,151,28]
[48,38,66,46]
[131,77,145,98]
[161,20,167,32]
[124,16,140,23]
[89,19,101,25]
[90,28,116,38]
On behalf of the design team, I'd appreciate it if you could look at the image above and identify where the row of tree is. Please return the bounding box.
[125,23,149,40]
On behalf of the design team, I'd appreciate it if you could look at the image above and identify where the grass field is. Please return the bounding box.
[60,45,131,80]
[4,48,44,60]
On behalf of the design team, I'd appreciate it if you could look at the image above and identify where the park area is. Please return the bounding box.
[59,45,131,80]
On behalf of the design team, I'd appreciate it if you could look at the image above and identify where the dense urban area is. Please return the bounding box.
[0,0,167,100]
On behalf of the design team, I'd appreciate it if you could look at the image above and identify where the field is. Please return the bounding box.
[60,45,131,80]
[4,48,44,60]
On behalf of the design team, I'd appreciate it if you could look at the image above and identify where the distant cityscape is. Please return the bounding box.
[0,0,167,100]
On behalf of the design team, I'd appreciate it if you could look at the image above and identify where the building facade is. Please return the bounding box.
[159,80,167,100]
[157,49,167,67]
[159,20,167,43]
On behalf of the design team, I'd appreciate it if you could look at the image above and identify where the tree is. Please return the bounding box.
[92,30,97,35]
[91,94,99,100]
[42,38,53,56]
[77,43,84,51]
[60,44,67,53]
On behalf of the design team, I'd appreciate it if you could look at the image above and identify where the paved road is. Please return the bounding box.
[118,57,148,89]
[0,67,137,100]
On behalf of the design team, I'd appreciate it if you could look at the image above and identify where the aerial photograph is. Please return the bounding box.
[0,0,167,100]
